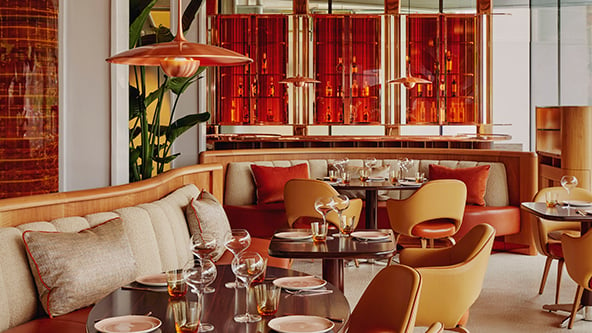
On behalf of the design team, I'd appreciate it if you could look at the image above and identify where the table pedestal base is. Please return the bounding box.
[322,258,344,292]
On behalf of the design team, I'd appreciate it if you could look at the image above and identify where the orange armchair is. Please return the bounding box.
[561,230,592,329]
[386,179,467,248]
[532,187,588,304]
[398,224,495,332]
[346,264,443,333]
[284,178,363,229]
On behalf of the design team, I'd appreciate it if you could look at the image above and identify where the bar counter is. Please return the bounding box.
[206,133,510,151]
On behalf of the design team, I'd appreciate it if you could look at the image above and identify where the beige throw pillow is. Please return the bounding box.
[185,190,232,261]
[22,217,136,317]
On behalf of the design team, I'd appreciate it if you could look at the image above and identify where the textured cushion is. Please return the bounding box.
[186,190,232,261]
[251,163,309,204]
[22,218,136,317]
[429,164,491,206]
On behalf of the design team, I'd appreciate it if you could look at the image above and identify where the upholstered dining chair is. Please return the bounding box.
[345,264,443,333]
[561,230,592,329]
[398,223,495,333]
[284,178,363,229]
[386,179,467,249]
[532,187,589,304]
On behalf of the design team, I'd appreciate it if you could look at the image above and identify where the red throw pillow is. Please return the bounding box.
[428,164,491,206]
[251,164,309,204]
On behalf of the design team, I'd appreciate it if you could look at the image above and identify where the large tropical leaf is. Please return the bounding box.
[129,85,144,120]
[153,153,180,164]
[168,70,204,95]
[144,85,167,108]
[129,0,159,48]
[166,113,210,142]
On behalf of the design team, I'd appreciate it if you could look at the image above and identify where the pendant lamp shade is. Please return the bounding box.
[106,0,252,77]
[388,75,431,89]
[279,76,320,87]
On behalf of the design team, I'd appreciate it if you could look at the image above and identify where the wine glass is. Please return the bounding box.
[190,234,218,293]
[183,258,217,332]
[223,229,251,288]
[332,194,350,236]
[364,157,377,169]
[314,196,336,227]
[231,251,265,323]
[561,175,578,211]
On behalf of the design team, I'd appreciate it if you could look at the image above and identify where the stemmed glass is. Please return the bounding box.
[334,158,350,179]
[190,234,217,293]
[223,229,251,288]
[364,157,377,169]
[231,251,265,323]
[314,196,336,226]
[183,258,217,332]
[561,175,578,211]
[332,194,351,236]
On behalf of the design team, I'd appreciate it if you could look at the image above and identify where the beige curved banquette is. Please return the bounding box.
[200,147,538,255]
[0,163,285,333]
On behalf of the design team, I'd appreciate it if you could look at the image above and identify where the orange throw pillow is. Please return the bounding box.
[251,164,309,204]
[428,164,491,206]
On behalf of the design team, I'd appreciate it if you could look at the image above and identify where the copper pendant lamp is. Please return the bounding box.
[279,76,320,87]
[106,0,252,77]
[388,75,431,89]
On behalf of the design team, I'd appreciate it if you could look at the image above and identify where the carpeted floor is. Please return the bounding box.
[291,252,592,332]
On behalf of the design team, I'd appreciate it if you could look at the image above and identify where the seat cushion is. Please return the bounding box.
[251,163,309,204]
[457,205,520,239]
[22,218,136,317]
[428,164,490,206]
[411,219,457,239]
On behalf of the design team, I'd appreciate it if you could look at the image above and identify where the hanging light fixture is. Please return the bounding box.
[279,76,320,87]
[388,74,431,89]
[106,0,252,77]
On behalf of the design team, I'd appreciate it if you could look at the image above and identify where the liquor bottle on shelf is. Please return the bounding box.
[446,50,452,73]
[251,77,258,95]
[325,81,333,97]
[269,77,275,97]
[450,101,457,122]
[430,102,437,122]
[244,52,250,72]
[352,56,358,74]
[231,100,238,122]
[451,79,457,97]
[362,81,370,97]
[351,79,359,97]
[419,101,426,122]
[237,77,243,97]
[336,84,342,97]
[326,106,332,122]
[267,107,273,121]
[336,57,344,73]
[417,83,423,97]
[459,101,465,122]
[363,105,369,122]
[426,75,433,97]
[261,52,268,74]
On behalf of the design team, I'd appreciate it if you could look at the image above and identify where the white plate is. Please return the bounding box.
[562,200,592,207]
[274,231,312,240]
[273,276,327,290]
[94,315,161,333]
[268,315,334,333]
[135,273,167,287]
[398,180,421,186]
[351,231,390,241]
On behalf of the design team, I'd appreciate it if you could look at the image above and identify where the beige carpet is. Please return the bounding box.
[291,253,592,332]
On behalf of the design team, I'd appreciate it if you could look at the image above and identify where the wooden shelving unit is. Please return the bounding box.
[536,106,592,190]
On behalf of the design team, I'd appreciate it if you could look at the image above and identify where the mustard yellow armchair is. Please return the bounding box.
[561,230,592,329]
[346,264,444,333]
[532,187,588,304]
[386,179,467,248]
[398,223,495,333]
[284,178,363,229]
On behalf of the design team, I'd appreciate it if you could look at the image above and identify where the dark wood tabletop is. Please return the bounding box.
[86,265,350,333]
[268,229,396,291]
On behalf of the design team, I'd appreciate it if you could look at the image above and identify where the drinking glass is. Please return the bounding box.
[332,194,350,237]
[561,175,578,211]
[364,157,377,169]
[231,251,265,323]
[183,258,217,332]
[223,229,251,288]
[314,196,335,227]
[190,234,217,293]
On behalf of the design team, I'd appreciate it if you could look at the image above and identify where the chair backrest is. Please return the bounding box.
[531,187,589,256]
[347,264,422,333]
[562,230,592,292]
[283,178,362,228]
[400,224,495,329]
[386,179,467,237]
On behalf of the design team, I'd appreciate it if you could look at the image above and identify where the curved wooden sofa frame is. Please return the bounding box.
[200,147,538,255]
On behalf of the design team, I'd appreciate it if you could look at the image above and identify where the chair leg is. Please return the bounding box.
[539,256,553,295]
[555,259,564,304]
[420,238,427,248]
[568,285,584,329]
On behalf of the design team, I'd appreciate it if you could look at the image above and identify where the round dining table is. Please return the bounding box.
[86,265,350,333]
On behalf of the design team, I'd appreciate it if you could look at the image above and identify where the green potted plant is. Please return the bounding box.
[128,0,209,182]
